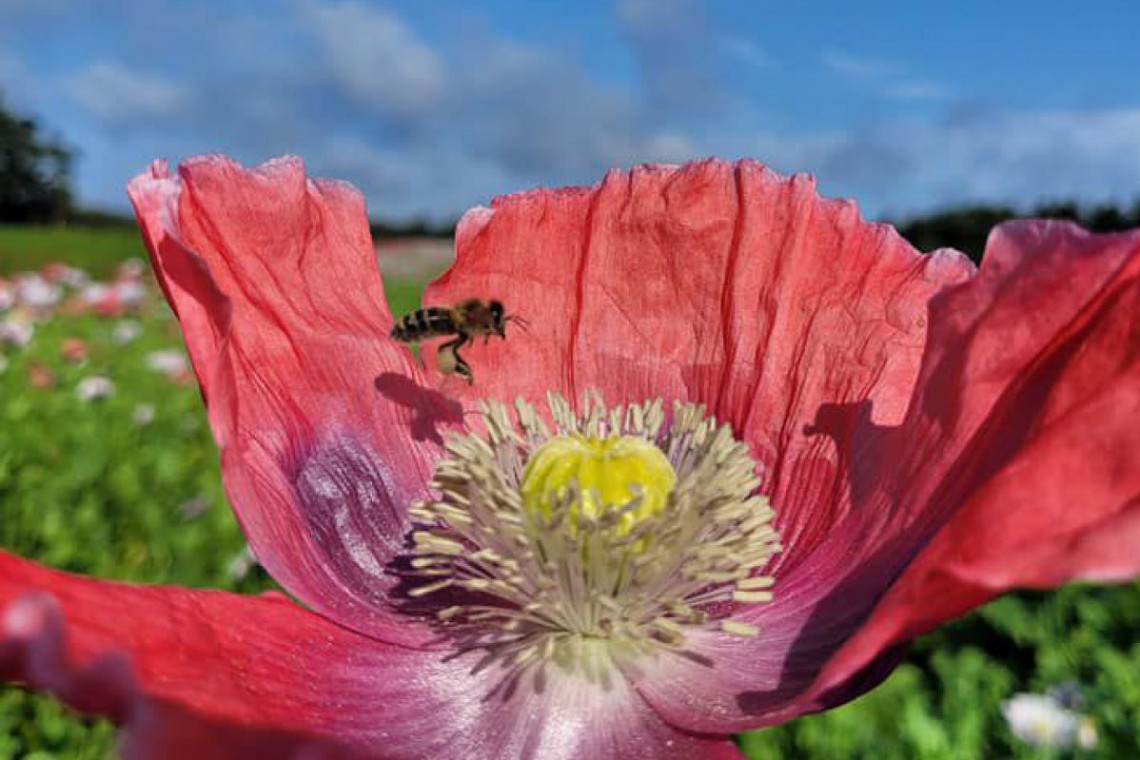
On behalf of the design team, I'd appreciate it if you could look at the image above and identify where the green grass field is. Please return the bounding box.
[1,226,1138,758]
[0,226,148,279]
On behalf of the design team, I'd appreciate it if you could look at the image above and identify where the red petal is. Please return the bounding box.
[608,217,1138,733]
[1,553,743,758]
[128,157,459,645]
[0,552,469,759]
[803,220,1140,705]
[425,159,973,570]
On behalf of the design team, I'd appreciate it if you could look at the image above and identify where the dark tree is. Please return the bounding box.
[896,198,1140,263]
[0,96,74,223]
[895,205,1018,263]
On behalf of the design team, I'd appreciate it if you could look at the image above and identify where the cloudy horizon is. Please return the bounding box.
[2,0,1138,223]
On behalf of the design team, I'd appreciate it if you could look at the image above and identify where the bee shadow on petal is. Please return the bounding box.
[801,399,896,511]
[734,398,913,716]
[373,372,465,445]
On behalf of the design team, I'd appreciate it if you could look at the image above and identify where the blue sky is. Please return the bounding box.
[2,0,1138,222]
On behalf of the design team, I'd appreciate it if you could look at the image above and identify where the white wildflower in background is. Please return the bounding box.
[79,282,110,306]
[112,320,144,345]
[145,349,188,376]
[58,266,89,289]
[0,316,34,347]
[0,281,13,311]
[226,544,259,582]
[1003,692,1097,750]
[75,375,116,402]
[117,258,146,279]
[177,496,210,521]
[114,280,146,309]
[131,403,156,426]
[16,275,61,311]
[1047,682,1085,710]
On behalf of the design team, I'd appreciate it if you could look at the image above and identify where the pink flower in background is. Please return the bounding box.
[40,263,89,288]
[1,155,1138,759]
[25,360,56,390]
[61,337,89,364]
[76,279,146,317]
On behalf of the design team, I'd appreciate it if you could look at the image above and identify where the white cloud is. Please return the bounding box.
[66,62,186,123]
[459,39,642,174]
[822,50,901,81]
[884,81,955,102]
[741,107,1140,217]
[642,132,700,163]
[13,1,1135,225]
[304,30,707,218]
[722,39,770,70]
[615,0,725,119]
[303,0,446,120]
[316,136,420,202]
[822,49,953,103]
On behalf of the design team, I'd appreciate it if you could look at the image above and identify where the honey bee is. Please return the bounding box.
[390,298,526,384]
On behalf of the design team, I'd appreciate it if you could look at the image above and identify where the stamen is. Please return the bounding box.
[405,393,781,679]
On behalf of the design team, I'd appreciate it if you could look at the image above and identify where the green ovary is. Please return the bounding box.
[520,434,676,535]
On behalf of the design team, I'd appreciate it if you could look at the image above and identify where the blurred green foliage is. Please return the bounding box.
[0,275,421,757]
[894,199,1140,263]
[0,227,148,280]
[739,585,1140,758]
[1,230,1138,758]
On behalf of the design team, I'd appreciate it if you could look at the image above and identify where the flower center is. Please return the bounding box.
[406,394,781,680]
[521,434,675,536]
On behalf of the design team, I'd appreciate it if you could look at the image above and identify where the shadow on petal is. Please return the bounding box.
[373,372,465,445]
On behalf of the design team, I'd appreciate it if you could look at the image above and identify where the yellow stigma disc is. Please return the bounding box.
[521,434,676,535]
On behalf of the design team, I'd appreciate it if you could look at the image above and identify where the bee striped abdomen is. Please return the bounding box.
[390,307,458,342]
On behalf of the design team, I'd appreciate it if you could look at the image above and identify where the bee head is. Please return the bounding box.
[489,300,507,337]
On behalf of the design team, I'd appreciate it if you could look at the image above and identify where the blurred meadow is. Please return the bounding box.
[2,0,1140,755]
[1,224,1138,759]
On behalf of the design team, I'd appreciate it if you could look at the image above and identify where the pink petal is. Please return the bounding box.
[424,159,978,732]
[0,552,460,758]
[128,157,459,645]
[632,220,1140,732]
[426,159,974,569]
[804,220,1140,705]
[1,552,742,759]
[463,663,745,760]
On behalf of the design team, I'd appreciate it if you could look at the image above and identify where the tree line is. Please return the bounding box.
[894,201,1140,263]
[2,97,1137,258]
[1,96,73,224]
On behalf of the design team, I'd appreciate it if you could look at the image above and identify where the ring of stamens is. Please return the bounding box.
[407,392,781,675]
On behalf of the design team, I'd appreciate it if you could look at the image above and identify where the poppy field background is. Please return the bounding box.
[1,223,1138,759]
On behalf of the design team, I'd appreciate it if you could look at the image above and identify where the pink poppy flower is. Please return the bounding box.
[61,336,89,364]
[2,155,1139,759]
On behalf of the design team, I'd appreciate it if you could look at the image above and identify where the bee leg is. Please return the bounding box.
[454,354,474,385]
[438,335,475,385]
[454,334,475,384]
